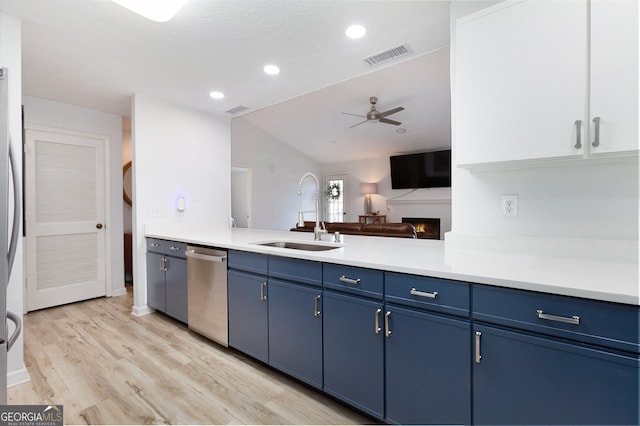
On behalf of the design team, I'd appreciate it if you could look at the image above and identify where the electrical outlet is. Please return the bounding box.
[149,207,164,217]
[501,195,518,218]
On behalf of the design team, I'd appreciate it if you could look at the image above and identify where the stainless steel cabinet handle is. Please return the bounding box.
[574,119,582,149]
[314,295,321,317]
[592,116,600,147]
[536,309,580,325]
[385,311,392,337]
[410,288,438,299]
[150,243,160,248]
[374,308,382,334]
[339,275,361,285]
[260,282,267,301]
[475,331,482,364]
[160,257,168,271]
[169,246,181,251]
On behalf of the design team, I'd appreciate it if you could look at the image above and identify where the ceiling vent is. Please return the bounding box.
[363,43,412,67]
[225,105,249,115]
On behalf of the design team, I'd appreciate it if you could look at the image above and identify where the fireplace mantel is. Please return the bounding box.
[386,198,451,205]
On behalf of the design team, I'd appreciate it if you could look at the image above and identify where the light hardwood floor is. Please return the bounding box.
[8,286,371,425]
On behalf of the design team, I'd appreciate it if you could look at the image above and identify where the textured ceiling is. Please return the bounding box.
[0,0,452,163]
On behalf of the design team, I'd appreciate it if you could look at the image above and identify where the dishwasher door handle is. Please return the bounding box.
[185,250,227,263]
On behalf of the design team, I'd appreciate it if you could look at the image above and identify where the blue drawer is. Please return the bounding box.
[269,256,322,287]
[323,263,383,299]
[146,238,187,258]
[385,272,470,317]
[228,250,268,275]
[473,284,640,353]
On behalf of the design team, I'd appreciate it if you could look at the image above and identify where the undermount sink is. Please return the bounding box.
[254,241,340,251]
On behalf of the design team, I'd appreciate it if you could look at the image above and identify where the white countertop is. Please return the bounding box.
[145,224,639,306]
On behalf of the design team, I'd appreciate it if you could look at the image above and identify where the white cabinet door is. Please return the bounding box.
[589,0,639,155]
[455,0,587,165]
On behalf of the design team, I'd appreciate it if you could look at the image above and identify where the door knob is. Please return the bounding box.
[96,223,103,229]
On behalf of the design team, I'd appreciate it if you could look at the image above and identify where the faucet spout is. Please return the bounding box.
[297,172,325,240]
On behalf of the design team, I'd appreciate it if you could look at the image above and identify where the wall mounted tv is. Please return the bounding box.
[390,149,451,189]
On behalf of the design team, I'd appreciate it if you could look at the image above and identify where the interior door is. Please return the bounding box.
[25,128,107,311]
[324,174,347,223]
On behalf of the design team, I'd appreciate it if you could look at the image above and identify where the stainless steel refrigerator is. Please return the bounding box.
[0,67,22,404]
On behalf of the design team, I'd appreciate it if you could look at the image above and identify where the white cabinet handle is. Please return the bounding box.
[574,119,582,149]
[536,309,580,325]
[592,116,600,147]
[410,288,438,299]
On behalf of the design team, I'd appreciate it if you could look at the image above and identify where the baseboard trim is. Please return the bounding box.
[7,367,31,387]
[131,304,154,317]
[111,287,127,297]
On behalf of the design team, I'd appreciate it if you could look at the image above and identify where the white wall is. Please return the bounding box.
[448,0,638,255]
[0,13,26,386]
[132,94,231,314]
[322,156,452,238]
[232,119,321,231]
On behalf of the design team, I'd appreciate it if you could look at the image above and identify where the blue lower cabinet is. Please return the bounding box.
[165,256,187,323]
[228,269,269,363]
[473,324,640,425]
[323,290,384,419]
[268,279,323,389]
[385,304,471,425]
[146,252,166,311]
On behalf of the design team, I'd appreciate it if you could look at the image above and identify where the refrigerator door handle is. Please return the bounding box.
[6,311,20,351]
[7,142,19,279]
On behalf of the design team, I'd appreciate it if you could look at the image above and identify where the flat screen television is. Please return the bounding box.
[390,149,451,189]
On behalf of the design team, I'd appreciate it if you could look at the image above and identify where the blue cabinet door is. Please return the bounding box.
[165,256,188,323]
[228,269,269,363]
[268,279,323,389]
[323,291,384,419]
[385,304,471,425]
[474,324,640,425]
[146,252,166,311]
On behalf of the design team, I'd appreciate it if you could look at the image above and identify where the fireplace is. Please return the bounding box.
[402,218,441,240]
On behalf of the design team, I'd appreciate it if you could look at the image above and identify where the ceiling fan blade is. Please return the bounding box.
[379,117,401,126]
[342,112,366,118]
[379,106,404,117]
[349,119,369,128]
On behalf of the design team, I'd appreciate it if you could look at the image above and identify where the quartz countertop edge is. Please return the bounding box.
[144,224,639,306]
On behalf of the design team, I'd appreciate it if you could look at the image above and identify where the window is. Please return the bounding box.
[324,175,347,223]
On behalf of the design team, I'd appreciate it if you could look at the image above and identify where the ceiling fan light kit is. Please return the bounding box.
[343,96,404,128]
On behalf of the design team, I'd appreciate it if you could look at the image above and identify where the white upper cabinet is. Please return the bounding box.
[590,0,639,155]
[454,0,638,166]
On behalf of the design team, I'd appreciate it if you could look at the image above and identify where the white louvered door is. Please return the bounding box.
[25,128,107,311]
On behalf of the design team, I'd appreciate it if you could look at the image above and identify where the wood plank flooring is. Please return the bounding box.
[8,286,371,425]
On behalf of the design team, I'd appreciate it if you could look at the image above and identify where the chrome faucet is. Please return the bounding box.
[297,172,326,241]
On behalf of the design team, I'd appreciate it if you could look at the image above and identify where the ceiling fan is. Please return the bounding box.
[342,96,404,128]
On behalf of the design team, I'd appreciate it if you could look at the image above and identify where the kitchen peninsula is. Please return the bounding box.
[145,223,639,425]
[146,224,637,305]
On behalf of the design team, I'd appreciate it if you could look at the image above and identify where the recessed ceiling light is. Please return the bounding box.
[209,91,224,100]
[111,0,188,22]
[396,128,407,134]
[346,24,366,39]
[263,64,280,75]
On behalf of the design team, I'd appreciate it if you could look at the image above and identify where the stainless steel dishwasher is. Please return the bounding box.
[186,246,228,347]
